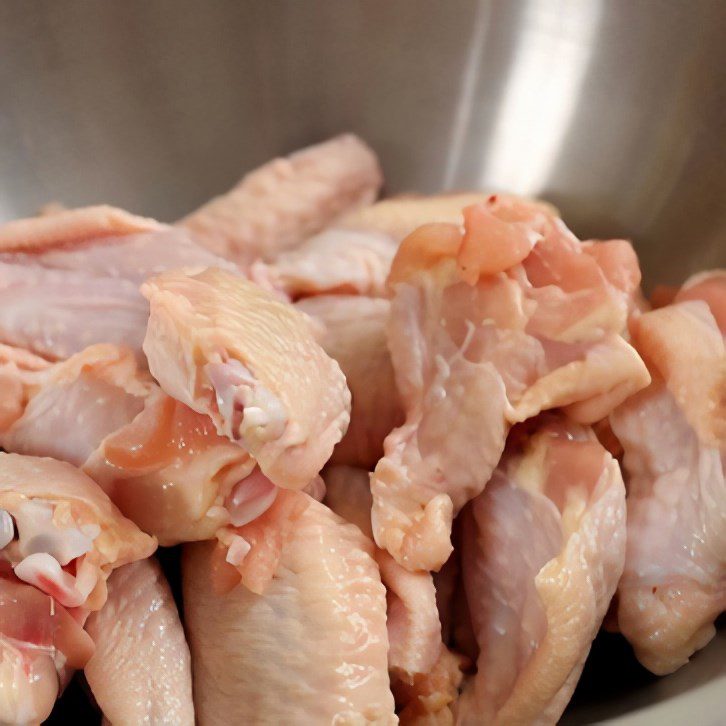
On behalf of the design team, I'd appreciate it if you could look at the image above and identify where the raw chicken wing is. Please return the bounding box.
[262,194,550,301]
[675,269,726,333]
[338,193,556,243]
[84,558,194,725]
[611,292,726,674]
[262,227,396,298]
[178,134,383,265]
[142,267,351,490]
[183,496,395,725]
[0,261,148,361]
[371,196,649,571]
[458,417,626,724]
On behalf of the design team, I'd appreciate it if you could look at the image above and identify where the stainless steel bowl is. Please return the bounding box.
[1,1,724,723]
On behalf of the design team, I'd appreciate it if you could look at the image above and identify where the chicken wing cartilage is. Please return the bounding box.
[371,196,649,572]
[183,497,396,725]
[458,417,627,725]
[611,296,726,675]
[142,267,351,491]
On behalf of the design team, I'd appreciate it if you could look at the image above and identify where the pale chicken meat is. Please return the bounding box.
[371,197,649,572]
[88,393,257,549]
[642,269,724,320]
[0,205,233,361]
[0,453,155,724]
[322,193,561,307]
[325,468,443,677]
[0,344,149,470]
[183,496,396,725]
[458,417,627,725]
[142,267,351,490]
[296,296,404,469]
[322,466,377,538]
[84,558,194,726]
[178,134,383,265]
[610,295,726,674]
[0,205,163,250]
[324,466,463,724]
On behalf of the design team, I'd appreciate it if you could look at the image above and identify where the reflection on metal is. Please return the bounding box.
[443,0,491,189]
[481,0,603,196]
[0,0,723,285]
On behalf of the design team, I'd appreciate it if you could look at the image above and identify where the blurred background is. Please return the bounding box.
[1,0,724,286]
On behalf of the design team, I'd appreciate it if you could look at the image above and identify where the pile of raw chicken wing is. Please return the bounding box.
[0,134,723,725]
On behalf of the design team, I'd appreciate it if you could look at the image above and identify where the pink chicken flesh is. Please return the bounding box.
[371,196,649,572]
[183,496,396,725]
[296,296,404,469]
[0,205,233,362]
[178,134,383,265]
[142,267,351,491]
[458,416,627,725]
[611,288,726,674]
[84,558,194,725]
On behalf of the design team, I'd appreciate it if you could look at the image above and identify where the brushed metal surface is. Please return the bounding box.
[1,0,724,283]
[0,1,724,723]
